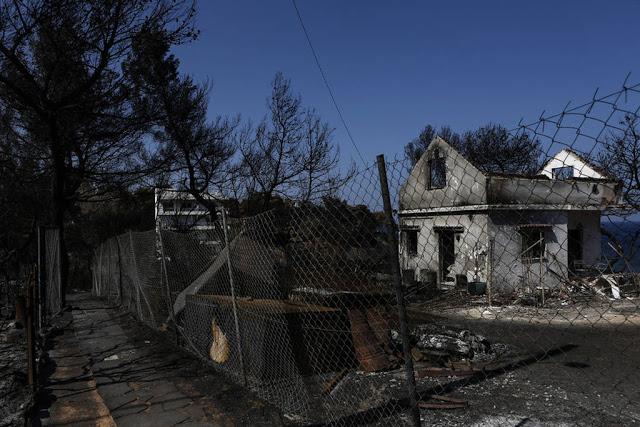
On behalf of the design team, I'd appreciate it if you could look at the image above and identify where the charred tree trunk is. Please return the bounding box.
[50,120,68,308]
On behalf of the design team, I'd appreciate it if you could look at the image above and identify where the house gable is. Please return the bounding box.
[539,148,609,180]
[399,136,487,210]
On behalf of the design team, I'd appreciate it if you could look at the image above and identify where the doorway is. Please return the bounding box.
[568,228,583,273]
[438,230,456,283]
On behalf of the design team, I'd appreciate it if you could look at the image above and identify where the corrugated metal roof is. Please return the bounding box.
[518,224,552,229]
[434,226,465,232]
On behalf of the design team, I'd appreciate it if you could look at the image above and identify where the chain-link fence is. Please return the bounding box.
[41,227,63,324]
[93,80,640,426]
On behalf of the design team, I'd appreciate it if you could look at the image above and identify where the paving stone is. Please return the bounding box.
[92,359,123,371]
[150,391,186,404]
[146,402,164,413]
[163,397,192,411]
[103,392,137,409]
[36,293,281,427]
[110,402,148,418]
[127,392,153,405]
[180,403,206,419]
[180,422,221,427]
[147,382,178,397]
[114,410,189,427]
[93,374,117,386]
[98,381,133,397]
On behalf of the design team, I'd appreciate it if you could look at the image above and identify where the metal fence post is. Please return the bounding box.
[129,231,143,320]
[37,226,44,329]
[376,154,421,427]
[107,238,112,298]
[26,264,37,392]
[158,229,180,345]
[115,236,123,305]
[222,208,247,386]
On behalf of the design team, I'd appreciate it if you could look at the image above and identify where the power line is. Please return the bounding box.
[291,0,367,166]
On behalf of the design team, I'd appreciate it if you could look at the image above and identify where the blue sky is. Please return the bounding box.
[172,1,640,166]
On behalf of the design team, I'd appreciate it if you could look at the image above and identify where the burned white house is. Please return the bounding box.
[398,137,625,293]
[155,188,223,232]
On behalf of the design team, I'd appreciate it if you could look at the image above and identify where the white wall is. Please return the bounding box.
[400,213,489,285]
[540,149,606,179]
[567,210,602,268]
[488,210,568,293]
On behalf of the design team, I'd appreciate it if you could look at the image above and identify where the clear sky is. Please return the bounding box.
[172,1,640,166]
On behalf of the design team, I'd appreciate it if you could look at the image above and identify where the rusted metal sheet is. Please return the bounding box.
[322,367,348,395]
[419,394,469,409]
[348,308,391,372]
[365,306,396,362]
[419,401,468,409]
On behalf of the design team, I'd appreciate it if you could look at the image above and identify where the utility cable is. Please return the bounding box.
[291,0,367,166]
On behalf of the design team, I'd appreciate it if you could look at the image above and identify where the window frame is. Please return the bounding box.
[404,229,419,257]
[428,149,446,189]
[520,228,546,261]
[552,166,574,179]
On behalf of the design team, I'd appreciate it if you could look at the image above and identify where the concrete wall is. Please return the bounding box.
[540,149,606,179]
[487,176,620,206]
[399,213,489,286]
[399,136,487,210]
[488,210,568,293]
[567,210,602,268]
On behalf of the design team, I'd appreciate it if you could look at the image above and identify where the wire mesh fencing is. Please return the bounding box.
[93,79,640,426]
[40,227,62,325]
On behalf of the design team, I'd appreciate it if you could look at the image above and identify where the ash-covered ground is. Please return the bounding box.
[0,320,32,427]
[295,294,640,426]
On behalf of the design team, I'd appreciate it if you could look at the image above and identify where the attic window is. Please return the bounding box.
[552,166,574,179]
[429,150,446,189]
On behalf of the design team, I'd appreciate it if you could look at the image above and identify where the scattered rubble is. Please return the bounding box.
[0,319,32,427]
[419,394,469,410]
[558,274,639,301]
[409,323,514,364]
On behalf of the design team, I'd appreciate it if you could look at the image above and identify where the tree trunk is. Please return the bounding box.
[262,191,272,212]
[50,122,68,308]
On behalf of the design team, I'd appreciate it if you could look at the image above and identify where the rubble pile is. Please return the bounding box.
[552,273,639,303]
[391,323,513,365]
[414,323,512,363]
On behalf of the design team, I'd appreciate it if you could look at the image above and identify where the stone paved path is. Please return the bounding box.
[34,292,285,426]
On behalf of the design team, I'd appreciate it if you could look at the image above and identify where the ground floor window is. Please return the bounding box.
[520,228,546,260]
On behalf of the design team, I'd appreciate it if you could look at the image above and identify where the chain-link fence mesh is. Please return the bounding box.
[43,228,62,322]
[93,80,640,426]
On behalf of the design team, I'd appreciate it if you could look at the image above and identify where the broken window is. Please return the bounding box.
[520,229,546,260]
[404,230,418,256]
[181,202,195,211]
[429,156,446,189]
[552,166,574,179]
